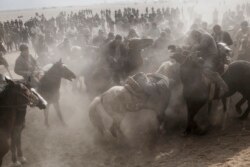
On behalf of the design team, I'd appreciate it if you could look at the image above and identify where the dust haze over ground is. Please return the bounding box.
[2,0,250,167]
[2,40,250,167]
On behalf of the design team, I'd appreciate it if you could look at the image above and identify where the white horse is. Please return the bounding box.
[89,70,176,139]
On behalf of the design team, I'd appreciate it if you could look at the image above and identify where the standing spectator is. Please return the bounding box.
[212,24,233,46]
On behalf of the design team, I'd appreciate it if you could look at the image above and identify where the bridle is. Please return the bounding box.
[0,88,39,109]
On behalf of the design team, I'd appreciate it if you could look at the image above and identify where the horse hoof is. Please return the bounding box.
[181,130,190,137]
[62,122,67,127]
[238,115,248,120]
[236,108,242,114]
[11,161,22,167]
[18,156,27,164]
[45,123,50,128]
[193,127,207,136]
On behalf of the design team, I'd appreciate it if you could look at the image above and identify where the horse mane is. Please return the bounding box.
[38,62,62,92]
[40,63,60,83]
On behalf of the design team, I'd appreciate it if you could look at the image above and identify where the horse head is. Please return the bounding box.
[168,45,202,66]
[169,45,189,64]
[55,59,76,81]
[177,50,205,85]
[4,77,47,109]
[182,51,204,69]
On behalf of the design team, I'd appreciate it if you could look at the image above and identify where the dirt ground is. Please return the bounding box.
[1,46,250,167]
[1,1,250,165]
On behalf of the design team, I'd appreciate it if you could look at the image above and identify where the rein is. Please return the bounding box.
[0,104,27,109]
[0,90,34,109]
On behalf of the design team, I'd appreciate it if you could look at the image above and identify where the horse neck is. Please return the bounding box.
[128,48,141,56]
[39,67,62,91]
[181,63,203,84]
[0,88,18,134]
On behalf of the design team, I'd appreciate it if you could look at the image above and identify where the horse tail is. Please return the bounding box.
[89,96,106,136]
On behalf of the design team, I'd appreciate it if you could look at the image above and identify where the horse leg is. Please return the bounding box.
[185,100,206,135]
[236,97,246,114]
[110,120,124,140]
[11,129,18,164]
[110,121,118,138]
[0,134,10,167]
[158,93,171,133]
[157,113,166,134]
[17,126,26,164]
[239,100,250,120]
[54,101,66,126]
[239,101,250,130]
[89,103,105,136]
[207,101,212,114]
[221,97,228,130]
[185,100,197,135]
[44,105,50,127]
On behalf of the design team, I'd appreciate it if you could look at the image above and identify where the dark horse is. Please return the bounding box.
[180,43,231,135]
[37,60,76,127]
[222,61,250,120]
[0,78,47,167]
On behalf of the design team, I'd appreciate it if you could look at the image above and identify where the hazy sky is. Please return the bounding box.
[0,0,122,10]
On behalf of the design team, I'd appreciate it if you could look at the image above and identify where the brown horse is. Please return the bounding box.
[37,60,76,127]
[89,72,172,139]
[222,61,250,120]
[0,78,47,167]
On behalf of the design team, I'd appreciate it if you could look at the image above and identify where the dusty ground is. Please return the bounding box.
[1,46,250,167]
[1,1,250,165]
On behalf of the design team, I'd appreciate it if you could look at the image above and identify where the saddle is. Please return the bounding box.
[124,72,170,111]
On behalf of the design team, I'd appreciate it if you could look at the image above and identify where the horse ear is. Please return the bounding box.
[58,59,62,64]
[5,77,15,85]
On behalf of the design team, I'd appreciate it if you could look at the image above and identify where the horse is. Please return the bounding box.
[37,59,76,127]
[179,43,231,135]
[124,38,154,75]
[0,77,47,167]
[89,72,172,139]
[222,61,250,121]
[83,38,153,98]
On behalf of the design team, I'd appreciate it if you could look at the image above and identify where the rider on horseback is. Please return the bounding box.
[105,35,127,83]
[189,30,228,97]
[14,44,41,87]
